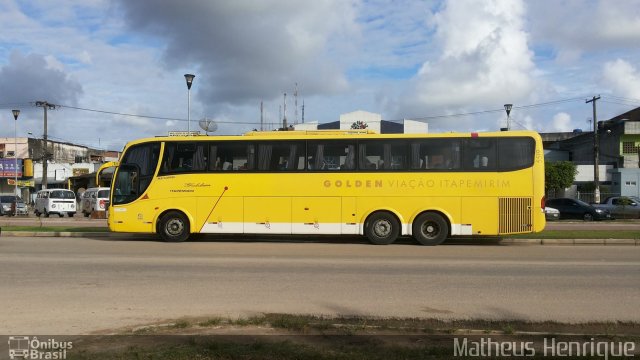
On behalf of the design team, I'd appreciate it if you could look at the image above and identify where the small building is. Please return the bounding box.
[296,110,428,134]
[542,106,640,199]
[0,136,119,201]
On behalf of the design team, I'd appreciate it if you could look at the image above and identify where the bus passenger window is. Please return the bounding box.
[410,139,460,170]
[308,141,356,171]
[463,138,496,170]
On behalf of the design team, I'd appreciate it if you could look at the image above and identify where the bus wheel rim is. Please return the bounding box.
[373,219,392,237]
[422,221,439,239]
[166,219,184,235]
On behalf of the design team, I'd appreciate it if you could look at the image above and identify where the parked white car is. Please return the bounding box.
[34,189,76,217]
[80,187,110,217]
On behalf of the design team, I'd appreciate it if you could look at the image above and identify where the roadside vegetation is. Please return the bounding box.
[66,314,640,359]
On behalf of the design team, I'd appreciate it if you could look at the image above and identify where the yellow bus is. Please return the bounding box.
[105,129,545,245]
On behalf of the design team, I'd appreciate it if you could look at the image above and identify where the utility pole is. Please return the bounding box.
[586,95,601,203]
[260,100,264,131]
[35,101,57,190]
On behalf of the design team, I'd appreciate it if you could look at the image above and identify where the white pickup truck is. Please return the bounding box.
[593,196,640,219]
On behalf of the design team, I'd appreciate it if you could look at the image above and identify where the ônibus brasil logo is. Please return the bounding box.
[8,336,72,359]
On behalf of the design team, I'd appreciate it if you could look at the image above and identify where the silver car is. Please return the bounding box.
[0,195,28,216]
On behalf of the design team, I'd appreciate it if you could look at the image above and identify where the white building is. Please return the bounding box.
[294,110,428,134]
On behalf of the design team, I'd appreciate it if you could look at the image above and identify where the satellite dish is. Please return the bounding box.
[198,117,218,134]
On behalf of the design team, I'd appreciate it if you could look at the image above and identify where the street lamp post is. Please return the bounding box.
[11,109,20,215]
[184,74,195,135]
[504,104,513,131]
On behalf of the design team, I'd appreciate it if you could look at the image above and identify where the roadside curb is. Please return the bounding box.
[499,238,639,246]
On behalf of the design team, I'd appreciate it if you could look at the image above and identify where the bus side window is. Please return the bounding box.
[463,138,496,170]
[411,139,460,170]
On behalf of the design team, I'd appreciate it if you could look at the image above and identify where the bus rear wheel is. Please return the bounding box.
[412,212,449,246]
[365,211,400,245]
[159,211,190,242]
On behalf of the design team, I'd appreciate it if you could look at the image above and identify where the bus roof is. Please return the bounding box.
[126,129,541,148]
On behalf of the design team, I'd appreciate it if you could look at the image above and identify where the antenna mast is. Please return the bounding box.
[294,83,298,124]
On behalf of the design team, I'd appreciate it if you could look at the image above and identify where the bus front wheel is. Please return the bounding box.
[412,212,449,246]
[159,211,190,242]
[365,212,400,245]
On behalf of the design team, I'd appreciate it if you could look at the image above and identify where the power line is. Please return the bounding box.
[58,104,260,125]
[0,102,32,109]
[59,104,187,122]
[55,96,595,126]
[515,97,584,109]
[396,97,585,122]
[600,100,640,108]
[602,95,640,104]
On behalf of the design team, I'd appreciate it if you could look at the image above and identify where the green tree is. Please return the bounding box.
[545,161,577,194]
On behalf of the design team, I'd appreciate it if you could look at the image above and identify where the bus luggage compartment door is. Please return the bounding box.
[292,197,342,234]
[244,197,292,234]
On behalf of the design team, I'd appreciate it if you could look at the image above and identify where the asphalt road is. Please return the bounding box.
[0,236,638,334]
[2,215,639,230]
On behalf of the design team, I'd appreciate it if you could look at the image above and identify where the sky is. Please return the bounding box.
[1,0,640,151]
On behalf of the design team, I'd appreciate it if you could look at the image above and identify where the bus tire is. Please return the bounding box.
[412,212,449,246]
[365,211,400,245]
[159,211,190,242]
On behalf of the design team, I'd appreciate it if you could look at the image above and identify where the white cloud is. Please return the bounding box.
[528,0,640,61]
[601,59,640,99]
[551,112,573,132]
[401,0,537,130]
[77,50,92,65]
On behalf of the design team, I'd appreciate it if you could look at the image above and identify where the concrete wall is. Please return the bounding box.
[403,119,428,134]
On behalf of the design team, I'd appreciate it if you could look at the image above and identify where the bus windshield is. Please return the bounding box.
[50,191,74,199]
[112,142,160,205]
